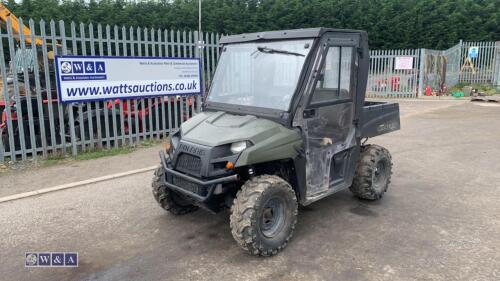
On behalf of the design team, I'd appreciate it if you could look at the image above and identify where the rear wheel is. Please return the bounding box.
[230,175,298,256]
[152,167,198,215]
[350,144,392,200]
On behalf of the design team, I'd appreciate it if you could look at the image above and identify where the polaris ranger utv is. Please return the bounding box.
[152,28,400,256]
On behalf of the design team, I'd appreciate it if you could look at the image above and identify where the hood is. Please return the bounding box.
[180,111,287,147]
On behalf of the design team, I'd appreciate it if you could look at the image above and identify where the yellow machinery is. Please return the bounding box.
[0,3,43,45]
[0,4,57,91]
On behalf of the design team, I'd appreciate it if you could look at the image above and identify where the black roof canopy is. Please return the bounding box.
[219,27,365,44]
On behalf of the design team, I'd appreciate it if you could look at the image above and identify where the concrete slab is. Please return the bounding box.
[0,145,163,197]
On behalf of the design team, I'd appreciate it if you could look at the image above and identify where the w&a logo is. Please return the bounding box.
[25,252,78,267]
[60,60,105,74]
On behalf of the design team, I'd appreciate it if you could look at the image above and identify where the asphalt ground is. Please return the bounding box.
[1,99,499,281]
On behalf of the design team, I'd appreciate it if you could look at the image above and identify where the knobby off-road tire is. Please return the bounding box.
[230,175,298,256]
[152,167,198,215]
[350,144,393,200]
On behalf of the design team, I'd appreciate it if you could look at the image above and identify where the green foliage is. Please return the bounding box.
[3,0,499,49]
[449,83,499,95]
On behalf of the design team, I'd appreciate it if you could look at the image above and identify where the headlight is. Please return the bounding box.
[166,130,181,154]
[164,137,173,153]
[171,130,180,148]
[230,141,248,154]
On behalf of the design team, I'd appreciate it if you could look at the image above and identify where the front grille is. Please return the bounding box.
[172,176,206,196]
[176,153,201,174]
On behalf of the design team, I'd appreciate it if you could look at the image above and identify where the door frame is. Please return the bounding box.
[293,31,362,204]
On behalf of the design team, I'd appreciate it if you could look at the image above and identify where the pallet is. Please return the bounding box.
[470,95,500,103]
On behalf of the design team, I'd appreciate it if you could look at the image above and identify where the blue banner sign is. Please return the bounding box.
[55,56,202,103]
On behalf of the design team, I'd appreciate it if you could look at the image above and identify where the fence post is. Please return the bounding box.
[194,31,203,114]
[0,22,17,162]
[57,20,78,157]
[6,18,28,161]
[418,48,426,97]
[494,42,500,88]
[458,39,463,85]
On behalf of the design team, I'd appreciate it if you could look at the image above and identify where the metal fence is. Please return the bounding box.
[0,18,498,164]
[419,42,462,96]
[367,40,499,98]
[459,41,498,84]
[366,49,420,98]
[494,42,500,87]
[0,18,221,164]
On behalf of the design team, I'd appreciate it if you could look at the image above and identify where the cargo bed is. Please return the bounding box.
[360,101,400,138]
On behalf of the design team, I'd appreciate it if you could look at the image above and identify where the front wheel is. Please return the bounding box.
[152,167,198,215]
[350,144,393,200]
[230,175,298,256]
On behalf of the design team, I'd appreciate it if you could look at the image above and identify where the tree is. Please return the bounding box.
[2,0,498,49]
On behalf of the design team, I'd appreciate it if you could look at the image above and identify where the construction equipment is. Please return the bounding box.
[151,28,400,256]
[0,3,42,46]
[0,3,61,152]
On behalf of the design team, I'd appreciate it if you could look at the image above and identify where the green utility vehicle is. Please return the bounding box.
[152,28,400,256]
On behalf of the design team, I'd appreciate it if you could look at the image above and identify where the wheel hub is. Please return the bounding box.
[260,197,285,238]
[373,160,388,191]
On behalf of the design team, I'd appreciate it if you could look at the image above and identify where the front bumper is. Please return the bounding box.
[159,150,238,202]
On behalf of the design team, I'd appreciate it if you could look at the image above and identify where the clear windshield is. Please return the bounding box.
[207,39,313,111]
